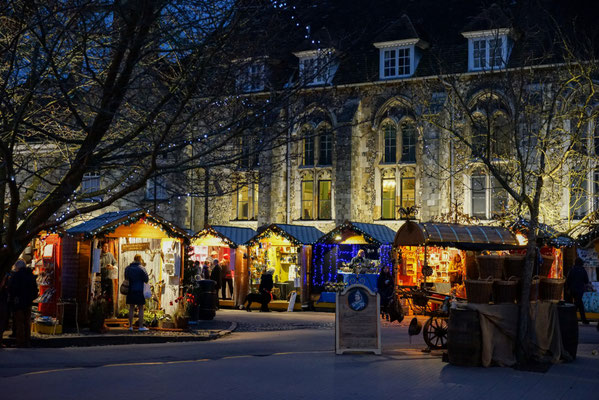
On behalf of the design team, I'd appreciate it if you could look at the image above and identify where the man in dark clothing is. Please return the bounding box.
[210,259,222,309]
[8,260,38,347]
[259,269,274,312]
[566,258,590,324]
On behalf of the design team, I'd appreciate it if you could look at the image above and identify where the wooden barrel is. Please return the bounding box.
[448,308,482,366]
[557,303,579,361]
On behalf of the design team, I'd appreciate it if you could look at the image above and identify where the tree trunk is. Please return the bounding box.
[515,216,539,364]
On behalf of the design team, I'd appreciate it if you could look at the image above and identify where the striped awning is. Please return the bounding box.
[394,221,522,250]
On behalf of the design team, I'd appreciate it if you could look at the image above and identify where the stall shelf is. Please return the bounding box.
[246,224,323,310]
[190,225,256,308]
[65,209,189,324]
[393,221,522,291]
[313,221,396,302]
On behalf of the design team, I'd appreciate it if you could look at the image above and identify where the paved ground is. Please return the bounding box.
[0,310,598,400]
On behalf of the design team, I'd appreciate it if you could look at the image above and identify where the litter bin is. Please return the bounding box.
[198,280,217,320]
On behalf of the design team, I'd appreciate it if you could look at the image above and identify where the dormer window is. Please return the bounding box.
[463,29,511,71]
[294,49,337,86]
[374,39,426,80]
[236,60,265,92]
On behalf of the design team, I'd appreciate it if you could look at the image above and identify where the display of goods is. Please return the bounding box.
[537,255,554,277]
[465,279,493,304]
[476,255,504,279]
[539,277,564,302]
[529,276,540,301]
[464,253,478,280]
[493,277,520,304]
[504,256,526,279]
[582,292,599,313]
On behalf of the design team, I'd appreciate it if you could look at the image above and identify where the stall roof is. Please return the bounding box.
[66,209,189,240]
[577,224,599,248]
[193,225,257,247]
[510,217,575,247]
[394,221,522,251]
[318,221,396,245]
[250,224,324,245]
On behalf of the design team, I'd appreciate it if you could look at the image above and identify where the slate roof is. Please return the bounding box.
[352,222,396,245]
[273,224,324,245]
[66,209,189,240]
[250,223,324,245]
[234,0,599,90]
[66,209,141,235]
[211,225,257,246]
[318,221,396,245]
[394,221,521,251]
[510,218,575,248]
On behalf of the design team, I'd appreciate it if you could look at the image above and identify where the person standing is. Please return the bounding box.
[210,259,222,309]
[100,242,117,317]
[220,254,233,299]
[566,258,590,325]
[125,254,149,332]
[0,271,10,348]
[259,268,274,312]
[377,265,394,321]
[8,260,38,347]
[202,260,211,280]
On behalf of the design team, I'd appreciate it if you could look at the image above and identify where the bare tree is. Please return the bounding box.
[0,0,337,274]
[416,4,599,362]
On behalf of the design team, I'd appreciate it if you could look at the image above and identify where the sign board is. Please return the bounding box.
[121,242,151,252]
[335,284,381,355]
[287,291,297,312]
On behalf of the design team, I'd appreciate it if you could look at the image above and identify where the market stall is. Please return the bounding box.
[312,222,396,300]
[190,225,256,307]
[393,221,522,294]
[65,209,189,324]
[246,224,323,309]
[577,226,599,316]
[509,218,575,281]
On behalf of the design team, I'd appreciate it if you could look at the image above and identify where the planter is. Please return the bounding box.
[175,316,189,329]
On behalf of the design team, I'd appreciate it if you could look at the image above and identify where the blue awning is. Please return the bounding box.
[66,209,189,240]
[193,225,257,247]
[249,224,324,245]
[318,221,396,245]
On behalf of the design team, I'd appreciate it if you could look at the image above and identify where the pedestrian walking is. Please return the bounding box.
[125,254,149,332]
[8,259,38,347]
[377,265,394,321]
[210,259,222,308]
[566,258,590,325]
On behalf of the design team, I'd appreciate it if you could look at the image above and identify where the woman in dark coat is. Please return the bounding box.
[259,268,274,312]
[8,260,38,347]
[377,266,394,321]
[125,254,149,331]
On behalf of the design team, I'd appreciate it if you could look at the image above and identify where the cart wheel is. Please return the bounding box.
[423,317,448,350]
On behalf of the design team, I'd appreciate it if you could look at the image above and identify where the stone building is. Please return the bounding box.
[177,0,599,237]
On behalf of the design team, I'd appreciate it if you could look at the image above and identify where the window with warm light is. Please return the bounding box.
[301,179,314,220]
[318,180,332,220]
[400,169,415,216]
[381,178,396,220]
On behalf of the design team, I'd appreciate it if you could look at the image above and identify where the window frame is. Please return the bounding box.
[381,177,396,220]
[464,30,510,72]
[295,49,335,86]
[318,129,333,166]
[145,175,168,201]
[378,45,414,79]
[382,123,397,164]
[236,183,258,221]
[81,171,102,202]
[301,178,314,220]
[236,61,265,93]
[468,170,509,220]
[401,121,417,163]
[317,179,332,220]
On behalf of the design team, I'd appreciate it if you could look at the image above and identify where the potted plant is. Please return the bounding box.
[88,293,110,333]
[172,293,195,329]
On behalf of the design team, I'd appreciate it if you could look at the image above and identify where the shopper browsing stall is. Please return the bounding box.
[8,260,38,347]
[124,254,149,332]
